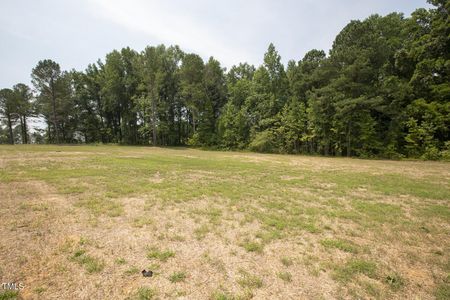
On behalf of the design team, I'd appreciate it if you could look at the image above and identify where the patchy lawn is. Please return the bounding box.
[0,145,449,299]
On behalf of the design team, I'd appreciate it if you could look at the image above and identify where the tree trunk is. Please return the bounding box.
[7,114,14,145]
[50,77,59,144]
[178,105,182,145]
[47,123,51,143]
[324,140,329,156]
[23,116,28,144]
[186,109,190,138]
[61,122,66,142]
[192,112,196,133]
[117,111,122,143]
[346,123,352,157]
[152,96,157,146]
[19,116,24,144]
[97,96,106,143]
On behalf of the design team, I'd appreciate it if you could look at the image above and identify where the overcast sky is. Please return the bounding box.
[1,0,431,89]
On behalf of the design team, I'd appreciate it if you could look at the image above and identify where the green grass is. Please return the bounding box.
[385,273,405,291]
[115,257,127,265]
[318,171,450,200]
[255,230,281,243]
[237,270,263,289]
[34,287,46,294]
[169,271,187,283]
[241,240,264,253]
[132,216,153,228]
[210,291,234,300]
[1,145,449,299]
[132,287,157,300]
[194,224,210,240]
[277,271,292,282]
[0,291,19,300]
[321,239,358,253]
[280,257,293,267]
[435,283,450,300]
[146,247,175,262]
[333,259,377,283]
[421,205,450,220]
[74,197,123,217]
[124,266,140,275]
[352,201,402,224]
[70,249,105,273]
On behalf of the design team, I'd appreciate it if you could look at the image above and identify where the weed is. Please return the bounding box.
[146,247,175,262]
[124,266,139,275]
[321,239,358,253]
[385,273,405,291]
[435,283,450,300]
[75,197,123,217]
[194,224,210,240]
[70,249,105,273]
[241,240,264,253]
[115,257,127,265]
[237,270,263,289]
[169,271,187,283]
[277,271,292,282]
[0,291,19,300]
[210,291,234,300]
[333,259,377,283]
[133,287,157,300]
[133,216,153,228]
[34,287,46,294]
[280,257,293,267]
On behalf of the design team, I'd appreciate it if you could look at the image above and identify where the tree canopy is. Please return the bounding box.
[1,1,449,159]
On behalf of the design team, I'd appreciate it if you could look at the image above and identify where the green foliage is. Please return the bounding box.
[278,97,307,153]
[0,88,18,145]
[440,141,450,161]
[1,2,448,160]
[248,130,278,153]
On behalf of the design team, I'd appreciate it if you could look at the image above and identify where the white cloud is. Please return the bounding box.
[0,0,431,89]
[87,0,256,67]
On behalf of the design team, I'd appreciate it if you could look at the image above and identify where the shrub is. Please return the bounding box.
[422,146,441,160]
[249,130,277,153]
[440,141,450,161]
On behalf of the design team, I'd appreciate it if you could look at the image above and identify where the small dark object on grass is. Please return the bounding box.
[142,269,153,277]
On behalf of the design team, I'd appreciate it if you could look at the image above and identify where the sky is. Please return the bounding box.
[0,0,431,90]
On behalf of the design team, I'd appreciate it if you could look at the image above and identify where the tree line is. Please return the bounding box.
[1,0,449,159]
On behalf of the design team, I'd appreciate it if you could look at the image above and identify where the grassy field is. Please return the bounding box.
[0,145,449,299]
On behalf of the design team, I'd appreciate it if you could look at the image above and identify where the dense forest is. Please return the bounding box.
[1,0,449,159]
